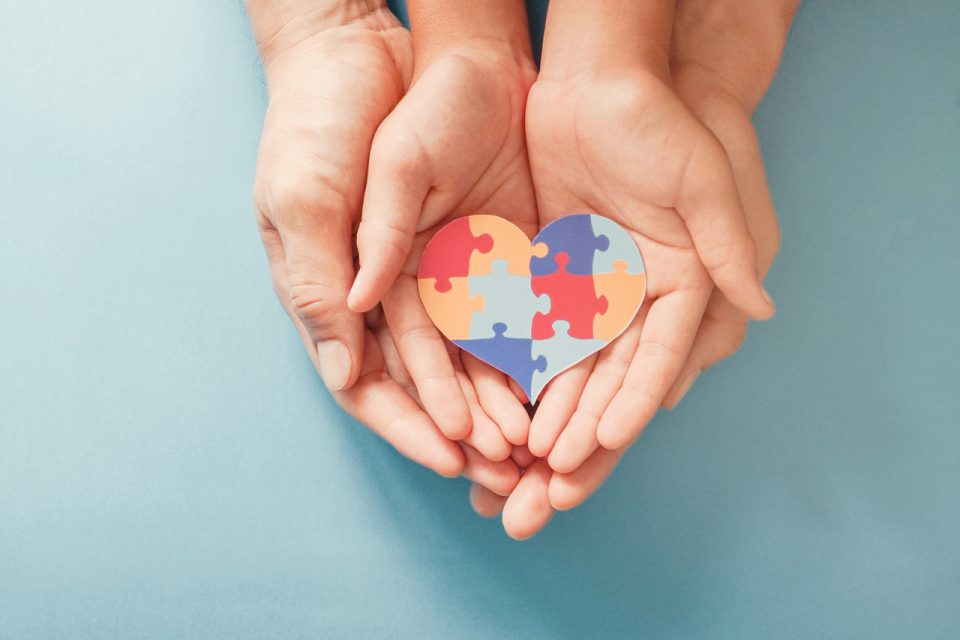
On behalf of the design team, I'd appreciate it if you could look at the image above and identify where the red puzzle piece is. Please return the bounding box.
[418,217,494,292]
[531,252,608,339]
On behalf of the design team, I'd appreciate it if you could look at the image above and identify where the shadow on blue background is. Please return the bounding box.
[1,1,958,638]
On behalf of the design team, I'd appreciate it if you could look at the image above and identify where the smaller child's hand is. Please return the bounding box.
[347,43,538,452]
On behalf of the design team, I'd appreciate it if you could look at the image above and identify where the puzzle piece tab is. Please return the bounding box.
[531,321,606,400]
[531,213,609,276]
[531,252,608,339]
[590,215,645,275]
[418,217,494,292]
[454,323,547,399]
[417,276,484,340]
[468,215,548,276]
[592,261,647,340]
[468,260,550,339]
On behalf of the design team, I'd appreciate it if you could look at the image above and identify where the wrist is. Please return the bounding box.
[246,0,389,68]
[671,0,798,112]
[406,1,534,73]
[538,0,674,83]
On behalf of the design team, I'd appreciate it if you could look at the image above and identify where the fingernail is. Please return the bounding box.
[317,340,351,391]
[670,369,701,410]
[761,286,775,308]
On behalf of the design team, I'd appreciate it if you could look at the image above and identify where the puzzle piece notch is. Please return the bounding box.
[531,320,607,401]
[590,214,645,275]
[454,322,547,399]
[592,260,646,340]
[418,276,485,341]
[531,252,609,339]
[531,213,610,276]
[468,214,549,277]
[467,259,550,339]
[418,217,494,292]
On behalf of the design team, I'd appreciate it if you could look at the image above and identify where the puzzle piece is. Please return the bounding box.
[592,261,647,340]
[531,252,608,339]
[590,215,645,274]
[531,213,609,276]
[531,321,607,400]
[454,323,547,399]
[417,276,484,340]
[418,217,494,292]
[468,259,550,339]
[468,214,548,276]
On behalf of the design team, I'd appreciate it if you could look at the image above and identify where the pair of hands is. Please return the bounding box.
[249,0,795,538]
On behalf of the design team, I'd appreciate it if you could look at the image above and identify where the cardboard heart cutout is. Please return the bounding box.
[418,214,646,401]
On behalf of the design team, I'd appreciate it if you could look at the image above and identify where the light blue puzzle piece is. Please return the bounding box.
[530,320,606,401]
[467,259,551,339]
[590,215,645,275]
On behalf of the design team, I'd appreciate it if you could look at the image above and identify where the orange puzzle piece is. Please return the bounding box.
[593,260,647,340]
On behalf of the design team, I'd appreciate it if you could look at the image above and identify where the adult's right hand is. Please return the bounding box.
[250,1,411,393]
[247,2,471,477]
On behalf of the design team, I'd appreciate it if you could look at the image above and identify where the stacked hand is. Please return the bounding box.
[247,0,797,538]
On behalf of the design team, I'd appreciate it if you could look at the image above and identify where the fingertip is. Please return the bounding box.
[546,450,583,476]
[346,267,381,313]
[596,417,633,451]
[438,401,473,442]
[547,476,580,511]
[470,484,507,518]
[501,461,554,540]
[433,444,466,478]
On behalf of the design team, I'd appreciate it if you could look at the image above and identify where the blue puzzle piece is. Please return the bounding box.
[530,214,610,276]
[530,321,606,401]
[454,323,547,399]
[590,215,645,274]
[467,259,550,339]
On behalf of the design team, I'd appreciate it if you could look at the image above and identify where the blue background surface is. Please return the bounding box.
[2,1,959,637]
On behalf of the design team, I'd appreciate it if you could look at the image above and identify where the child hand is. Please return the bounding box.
[485,0,798,538]
[347,42,538,453]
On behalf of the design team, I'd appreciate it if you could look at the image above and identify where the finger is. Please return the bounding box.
[457,370,512,462]
[663,108,781,410]
[502,460,555,540]
[470,483,507,518]
[511,444,536,469]
[348,117,431,313]
[548,445,625,511]
[382,276,472,440]
[596,288,709,450]
[675,134,775,320]
[547,316,643,473]
[462,353,531,446]
[693,98,781,275]
[527,357,594,458]
[662,292,745,410]
[260,209,365,392]
[461,445,521,497]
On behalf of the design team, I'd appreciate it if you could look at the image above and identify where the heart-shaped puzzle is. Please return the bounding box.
[418,214,646,401]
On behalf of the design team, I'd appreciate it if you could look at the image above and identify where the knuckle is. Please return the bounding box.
[288,277,346,330]
[253,173,353,232]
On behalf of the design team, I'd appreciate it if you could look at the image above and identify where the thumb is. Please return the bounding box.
[675,134,775,321]
[277,206,365,392]
[347,120,430,313]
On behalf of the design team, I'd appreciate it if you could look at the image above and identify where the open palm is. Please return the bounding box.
[348,46,540,456]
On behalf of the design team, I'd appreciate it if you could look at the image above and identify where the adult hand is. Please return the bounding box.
[248,1,509,481]
[250,0,410,392]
